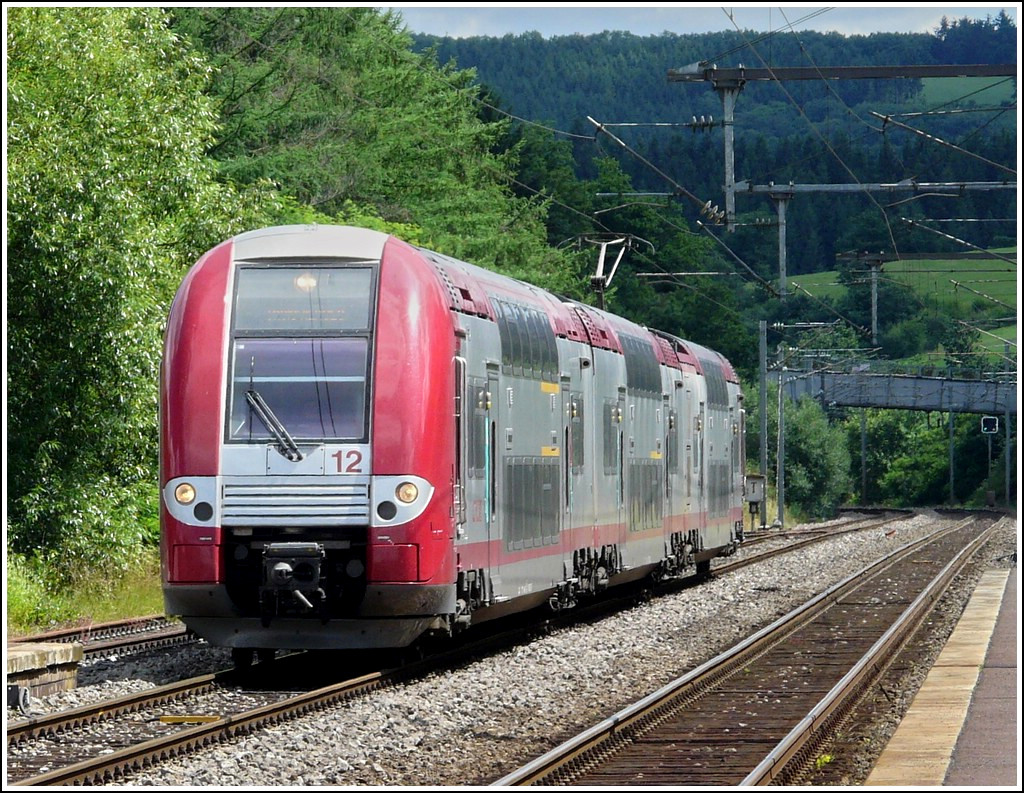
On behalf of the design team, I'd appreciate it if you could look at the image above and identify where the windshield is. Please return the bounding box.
[227,265,374,444]
[229,337,368,441]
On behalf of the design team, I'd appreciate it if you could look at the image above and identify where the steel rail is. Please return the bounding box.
[741,516,1004,785]
[715,513,907,576]
[10,616,192,660]
[10,615,172,645]
[7,672,223,747]
[491,516,981,786]
[9,667,391,786]
[8,513,921,785]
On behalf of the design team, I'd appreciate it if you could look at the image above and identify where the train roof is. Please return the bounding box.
[230,224,390,262]
[219,225,738,384]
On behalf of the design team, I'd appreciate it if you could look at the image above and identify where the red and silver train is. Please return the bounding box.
[160,225,746,657]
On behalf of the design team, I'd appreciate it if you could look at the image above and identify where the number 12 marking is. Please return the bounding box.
[331,449,364,473]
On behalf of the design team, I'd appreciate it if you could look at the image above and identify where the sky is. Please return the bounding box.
[382,3,1019,39]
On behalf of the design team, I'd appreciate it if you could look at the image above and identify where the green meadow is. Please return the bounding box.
[790,248,1018,363]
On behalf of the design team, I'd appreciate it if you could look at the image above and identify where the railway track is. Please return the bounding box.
[4,512,925,786]
[9,615,193,660]
[714,512,905,577]
[5,653,390,786]
[493,514,1003,786]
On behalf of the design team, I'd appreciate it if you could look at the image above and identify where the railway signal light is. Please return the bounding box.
[981,416,999,434]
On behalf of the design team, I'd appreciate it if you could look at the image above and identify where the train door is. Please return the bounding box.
[561,380,573,535]
[696,401,706,531]
[486,365,501,592]
[737,406,747,508]
[617,387,627,540]
[729,405,737,507]
[560,379,573,583]
[663,394,673,524]
[454,357,468,536]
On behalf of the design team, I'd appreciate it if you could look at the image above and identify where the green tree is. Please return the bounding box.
[843,409,919,504]
[845,409,1003,507]
[171,7,572,293]
[6,7,267,579]
[745,382,853,519]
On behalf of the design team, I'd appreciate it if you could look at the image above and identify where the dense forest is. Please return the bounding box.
[413,14,1017,276]
[5,8,1016,609]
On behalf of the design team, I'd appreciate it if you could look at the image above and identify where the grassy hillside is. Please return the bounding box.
[885,254,1017,314]
[791,248,1018,365]
[790,270,846,302]
[920,76,1016,107]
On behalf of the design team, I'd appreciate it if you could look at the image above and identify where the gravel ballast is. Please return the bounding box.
[9,513,1015,786]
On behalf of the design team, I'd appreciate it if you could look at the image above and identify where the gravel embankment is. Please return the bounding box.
[10,513,1015,787]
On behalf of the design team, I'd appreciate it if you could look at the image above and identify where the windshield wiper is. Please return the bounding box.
[246,390,305,462]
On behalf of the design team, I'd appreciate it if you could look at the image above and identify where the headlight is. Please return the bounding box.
[395,482,419,504]
[174,483,197,505]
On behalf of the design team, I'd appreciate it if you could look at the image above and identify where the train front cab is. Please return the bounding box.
[161,226,457,651]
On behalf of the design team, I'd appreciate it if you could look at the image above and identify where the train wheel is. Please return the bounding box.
[696,559,712,580]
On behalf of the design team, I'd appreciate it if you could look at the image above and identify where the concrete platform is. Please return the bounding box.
[865,568,1018,787]
[6,641,84,703]
[945,567,1018,787]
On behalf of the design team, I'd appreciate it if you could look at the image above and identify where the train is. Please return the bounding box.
[160,224,746,664]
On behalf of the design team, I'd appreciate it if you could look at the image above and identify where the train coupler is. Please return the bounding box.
[259,542,328,623]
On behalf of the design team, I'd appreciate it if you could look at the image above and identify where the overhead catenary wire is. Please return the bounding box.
[919,218,1017,223]
[870,112,1017,176]
[776,7,883,136]
[721,9,902,260]
[201,7,1014,359]
[399,19,779,318]
[580,118,783,303]
[720,6,1015,356]
[785,282,871,339]
[692,220,780,296]
[901,218,1017,265]
[948,279,1016,311]
[890,103,1017,119]
[586,115,722,220]
[700,6,835,65]
[953,320,1017,351]
[629,249,748,322]
[728,14,1014,200]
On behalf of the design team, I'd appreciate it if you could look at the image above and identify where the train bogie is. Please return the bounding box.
[160,225,745,651]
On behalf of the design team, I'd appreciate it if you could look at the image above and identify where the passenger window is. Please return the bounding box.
[603,400,618,474]
[571,392,584,471]
[508,304,525,377]
[468,381,488,478]
[496,301,512,372]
